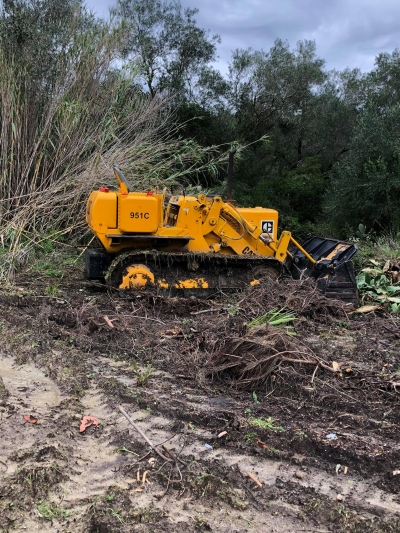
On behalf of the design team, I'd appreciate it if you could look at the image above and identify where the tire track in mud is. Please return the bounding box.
[2,350,400,532]
[0,354,62,473]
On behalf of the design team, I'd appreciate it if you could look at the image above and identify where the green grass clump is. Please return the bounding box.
[132,364,153,387]
[247,308,297,335]
[37,501,69,521]
[249,417,285,432]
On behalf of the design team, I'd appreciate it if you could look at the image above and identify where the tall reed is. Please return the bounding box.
[0,12,228,279]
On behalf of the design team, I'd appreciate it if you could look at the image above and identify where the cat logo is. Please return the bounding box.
[261,220,274,235]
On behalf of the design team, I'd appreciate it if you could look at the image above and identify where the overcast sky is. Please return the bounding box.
[86,0,400,73]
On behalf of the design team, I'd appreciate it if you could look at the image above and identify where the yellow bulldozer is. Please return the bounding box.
[85,154,357,303]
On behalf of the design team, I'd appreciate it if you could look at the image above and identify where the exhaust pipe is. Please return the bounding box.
[226,148,237,205]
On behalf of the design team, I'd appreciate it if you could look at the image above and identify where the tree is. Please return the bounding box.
[227,40,328,228]
[328,104,400,235]
[365,49,400,108]
[225,40,369,238]
[115,0,220,99]
[0,0,94,87]
[0,0,126,214]
[229,40,325,142]
[326,49,400,235]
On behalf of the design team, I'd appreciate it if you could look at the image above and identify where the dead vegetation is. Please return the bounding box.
[0,266,400,531]
[206,324,332,390]
[0,12,233,282]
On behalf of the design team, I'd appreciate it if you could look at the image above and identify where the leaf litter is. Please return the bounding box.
[79,415,99,433]
[23,415,38,424]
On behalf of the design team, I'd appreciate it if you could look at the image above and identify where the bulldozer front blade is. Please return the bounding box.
[290,236,358,305]
[314,260,358,304]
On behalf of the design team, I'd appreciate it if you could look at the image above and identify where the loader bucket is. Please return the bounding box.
[290,236,358,305]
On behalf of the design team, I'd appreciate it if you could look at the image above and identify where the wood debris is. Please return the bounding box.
[247,471,262,488]
[103,315,115,328]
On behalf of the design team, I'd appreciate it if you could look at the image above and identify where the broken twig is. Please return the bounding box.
[103,315,115,328]
[118,405,171,462]
[190,308,222,316]
[162,444,186,466]
[247,471,262,488]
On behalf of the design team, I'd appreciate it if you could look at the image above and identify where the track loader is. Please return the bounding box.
[85,157,357,303]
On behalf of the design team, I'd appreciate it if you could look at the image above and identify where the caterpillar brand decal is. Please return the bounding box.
[130,212,150,219]
[242,246,255,255]
[261,220,274,234]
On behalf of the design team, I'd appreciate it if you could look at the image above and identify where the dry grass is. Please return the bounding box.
[0,14,230,280]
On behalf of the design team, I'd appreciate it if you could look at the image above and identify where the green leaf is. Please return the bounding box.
[377,275,389,285]
[387,286,400,294]
[247,308,297,329]
[376,287,388,295]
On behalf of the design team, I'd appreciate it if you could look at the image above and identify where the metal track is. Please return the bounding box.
[106,250,284,296]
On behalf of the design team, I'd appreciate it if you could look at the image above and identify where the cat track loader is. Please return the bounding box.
[85,161,357,304]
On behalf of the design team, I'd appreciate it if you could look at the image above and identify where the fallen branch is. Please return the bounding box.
[162,444,186,466]
[123,314,166,326]
[282,356,337,373]
[247,471,262,488]
[190,308,222,316]
[118,405,171,462]
[137,451,151,462]
[103,315,115,328]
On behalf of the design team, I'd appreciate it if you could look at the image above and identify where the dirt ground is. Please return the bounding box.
[1,261,400,533]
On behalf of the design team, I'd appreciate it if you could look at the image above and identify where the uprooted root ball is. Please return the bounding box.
[204,323,322,390]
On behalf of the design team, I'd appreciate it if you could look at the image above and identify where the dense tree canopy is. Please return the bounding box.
[0,0,94,86]
[329,52,400,234]
[1,0,399,239]
[114,0,220,99]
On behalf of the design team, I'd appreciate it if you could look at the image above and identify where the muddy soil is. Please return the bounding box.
[0,265,400,532]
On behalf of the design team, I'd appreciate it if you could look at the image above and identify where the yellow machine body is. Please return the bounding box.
[85,168,358,303]
[87,188,281,258]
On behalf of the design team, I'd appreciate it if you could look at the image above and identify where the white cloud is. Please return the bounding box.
[85,0,400,72]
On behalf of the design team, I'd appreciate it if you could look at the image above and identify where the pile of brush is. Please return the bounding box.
[204,308,327,391]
